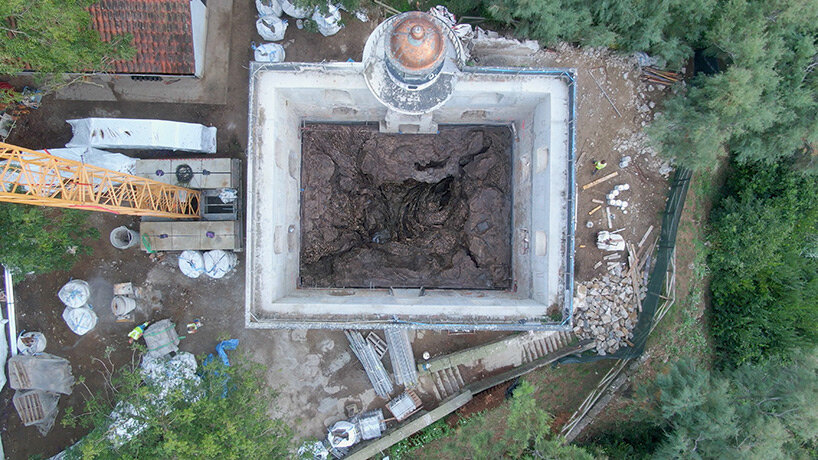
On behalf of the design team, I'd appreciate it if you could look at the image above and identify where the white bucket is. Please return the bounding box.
[110,226,139,249]
[111,295,137,316]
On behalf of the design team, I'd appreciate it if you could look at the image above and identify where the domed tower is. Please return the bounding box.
[363,11,465,116]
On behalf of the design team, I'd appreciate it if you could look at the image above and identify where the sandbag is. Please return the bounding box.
[62,306,98,335]
[253,43,286,63]
[312,4,343,37]
[255,0,282,17]
[256,15,288,41]
[280,0,312,18]
[17,332,46,355]
[203,250,238,279]
[178,250,205,278]
[58,280,89,308]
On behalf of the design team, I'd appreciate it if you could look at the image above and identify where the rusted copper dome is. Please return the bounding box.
[387,12,445,76]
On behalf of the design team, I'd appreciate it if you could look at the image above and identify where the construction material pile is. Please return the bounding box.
[572,277,646,355]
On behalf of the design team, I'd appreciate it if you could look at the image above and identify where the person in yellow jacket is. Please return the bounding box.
[128,321,149,344]
[593,159,607,175]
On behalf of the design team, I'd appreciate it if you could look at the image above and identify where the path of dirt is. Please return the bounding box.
[300,124,512,289]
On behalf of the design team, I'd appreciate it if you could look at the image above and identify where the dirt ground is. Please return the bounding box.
[0,3,674,458]
[300,124,512,289]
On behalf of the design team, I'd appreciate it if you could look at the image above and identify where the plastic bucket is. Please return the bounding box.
[110,226,139,249]
[111,295,137,316]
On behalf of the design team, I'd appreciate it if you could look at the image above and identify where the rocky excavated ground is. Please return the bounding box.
[573,271,648,355]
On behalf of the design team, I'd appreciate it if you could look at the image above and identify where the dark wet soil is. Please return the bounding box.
[299,124,512,289]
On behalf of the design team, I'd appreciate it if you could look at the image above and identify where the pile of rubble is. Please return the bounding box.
[573,276,647,355]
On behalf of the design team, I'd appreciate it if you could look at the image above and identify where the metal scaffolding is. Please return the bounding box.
[0,142,200,218]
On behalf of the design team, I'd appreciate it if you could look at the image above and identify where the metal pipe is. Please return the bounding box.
[4,266,17,356]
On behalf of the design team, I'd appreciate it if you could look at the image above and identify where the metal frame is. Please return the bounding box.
[0,142,200,218]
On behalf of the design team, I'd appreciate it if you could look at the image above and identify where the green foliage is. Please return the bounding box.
[0,203,98,277]
[64,351,292,459]
[644,356,818,458]
[294,0,361,14]
[405,381,594,459]
[708,159,818,366]
[439,0,818,170]
[0,0,134,76]
[651,0,818,169]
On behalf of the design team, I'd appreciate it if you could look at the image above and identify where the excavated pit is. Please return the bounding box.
[300,124,512,289]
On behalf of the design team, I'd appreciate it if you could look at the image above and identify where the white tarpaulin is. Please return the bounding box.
[40,147,136,175]
[66,118,217,153]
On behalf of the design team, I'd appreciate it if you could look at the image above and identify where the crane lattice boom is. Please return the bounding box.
[0,142,200,218]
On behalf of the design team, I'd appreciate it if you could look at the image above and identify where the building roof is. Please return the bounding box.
[88,0,195,75]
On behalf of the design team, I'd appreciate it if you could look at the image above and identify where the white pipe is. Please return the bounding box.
[4,266,17,356]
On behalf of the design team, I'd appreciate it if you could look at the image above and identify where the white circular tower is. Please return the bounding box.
[363,11,465,115]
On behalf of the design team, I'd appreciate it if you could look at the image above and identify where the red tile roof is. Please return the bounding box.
[88,0,196,75]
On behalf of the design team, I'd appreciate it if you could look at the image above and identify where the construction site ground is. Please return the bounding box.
[1,2,676,458]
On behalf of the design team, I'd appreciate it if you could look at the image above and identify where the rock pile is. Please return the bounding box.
[573,276,647,355]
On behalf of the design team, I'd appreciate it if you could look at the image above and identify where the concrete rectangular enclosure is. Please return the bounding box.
[246,62,576,330]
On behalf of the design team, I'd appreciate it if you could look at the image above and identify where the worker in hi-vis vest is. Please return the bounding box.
[593,159,607,175]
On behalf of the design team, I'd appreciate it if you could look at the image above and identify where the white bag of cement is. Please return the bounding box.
[253,42,286,62]
[203,250,238,279]
[255,0,282,17]
[66,118,217,154]
[312,4,343,37]
[58,280,90,309]
[62,306,98,335]
[39,147,136,175]
[256,15,288,41]
[280,0,313,18]
[452,23,473,39]
[178,250,205,278]
[596,231,625,252]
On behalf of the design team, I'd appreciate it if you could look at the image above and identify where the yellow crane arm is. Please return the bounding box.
[0,142,200,218]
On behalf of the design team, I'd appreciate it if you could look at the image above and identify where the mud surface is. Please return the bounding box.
[300,124,512,289]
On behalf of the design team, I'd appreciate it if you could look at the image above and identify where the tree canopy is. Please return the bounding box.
[0,203,98,277]
[64,351,292,459]
[444,0,818,170]
[0,0,133,76]
[708,158,818,365]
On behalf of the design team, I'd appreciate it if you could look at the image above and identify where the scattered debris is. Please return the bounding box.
[596,231,625,252]
[186,319,202,334]
[573,277,646,355]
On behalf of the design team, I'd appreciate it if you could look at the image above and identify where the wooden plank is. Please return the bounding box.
[582,171,619,190]
[588,205,602,215]
[637,225,654,247]
[591,198,605,204]
[606,207,613,228]
[628,243,642,312]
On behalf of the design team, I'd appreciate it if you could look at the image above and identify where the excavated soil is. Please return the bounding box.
[300,124,513,289]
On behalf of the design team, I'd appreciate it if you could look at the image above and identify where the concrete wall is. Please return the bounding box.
[246,62,574,330]
[190,0,208,78]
